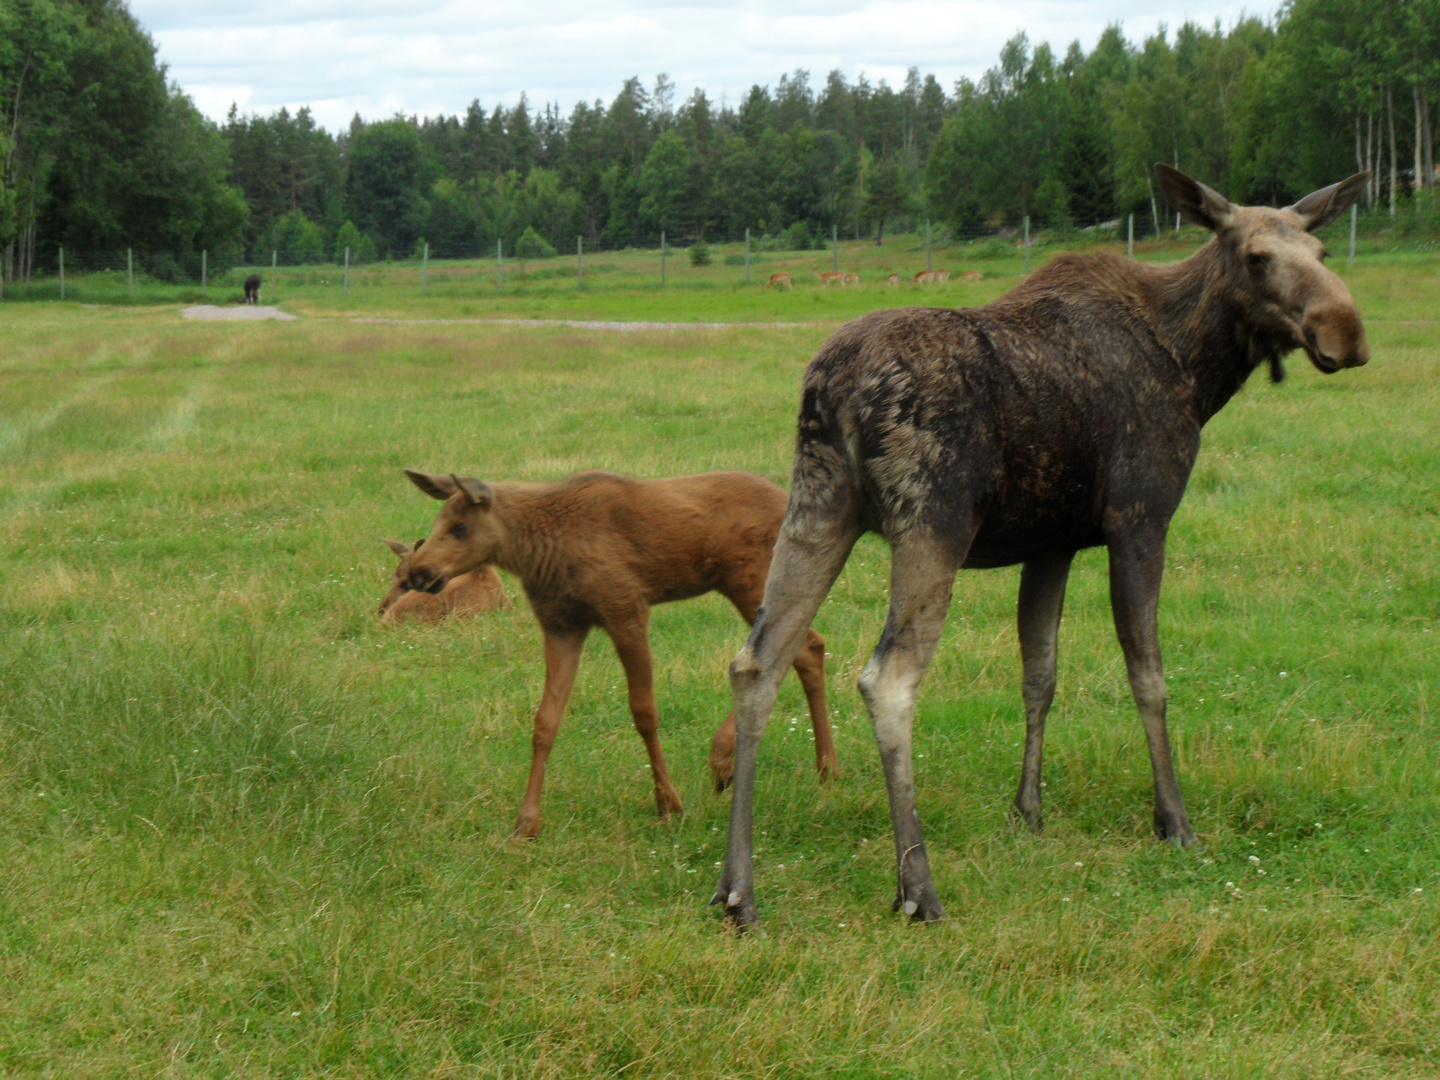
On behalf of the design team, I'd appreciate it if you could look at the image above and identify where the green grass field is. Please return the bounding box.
[1,246,1437,1077]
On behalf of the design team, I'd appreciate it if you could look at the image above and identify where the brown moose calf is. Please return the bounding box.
[401,468,838,838]
[378,537,510,624]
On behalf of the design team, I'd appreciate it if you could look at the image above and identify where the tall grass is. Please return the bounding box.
[0,257,1436,1077]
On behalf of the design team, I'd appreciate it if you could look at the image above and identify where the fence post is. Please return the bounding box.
[496,239,503,293]
[832,223,839,271]
[127,248,134,299]
[926,220,932,272]
[1023,217,1030,275]
[577,235,583,289]
[1349,204,1357,267]
[1127,214,1134,259]
[59,248,65,300]
[661,231,667,286]
[422,242,429,295]
[270,250,277,303]
[744,227,750,284]
[201,249,207,297]
[344,246,350,298]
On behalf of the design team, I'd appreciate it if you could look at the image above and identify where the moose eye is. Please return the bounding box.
[1246,252,1269,271]
[450,522,468,539]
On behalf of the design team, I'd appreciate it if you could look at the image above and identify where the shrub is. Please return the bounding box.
[515,226,558,260]
[334,221,377,265]
[689,242,712,267]
[784,221,817,251]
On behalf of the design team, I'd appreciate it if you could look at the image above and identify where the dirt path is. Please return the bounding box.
[347,317,811,331]
[179,305,297,321]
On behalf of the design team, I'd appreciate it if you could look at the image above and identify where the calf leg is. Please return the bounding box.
[605,610,685,820]
[1108,532,1196,846]
[714,508,861,928]
[1012,551,1075,832]
[515,627,588,839]
[858,534,962,923]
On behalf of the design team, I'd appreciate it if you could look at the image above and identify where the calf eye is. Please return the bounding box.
[1246,252,1269,270]
[450,522,468,539]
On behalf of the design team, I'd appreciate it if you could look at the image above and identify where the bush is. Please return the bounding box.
[784,221,817,251]
[689,242,712,267]
[515,226,558,260]
[333,221,377,265]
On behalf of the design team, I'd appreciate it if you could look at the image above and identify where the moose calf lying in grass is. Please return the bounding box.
[378,537,510,624]
[401,468,838,838]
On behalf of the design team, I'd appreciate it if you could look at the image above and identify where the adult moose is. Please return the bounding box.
[713,164,1371,929]
[399,469,838,839]
[243,274,261,304]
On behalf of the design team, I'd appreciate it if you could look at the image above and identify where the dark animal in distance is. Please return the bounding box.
[243,274,261,304]
[714,163,1371,929]
[400,468,838,839]
[378,537,510,623]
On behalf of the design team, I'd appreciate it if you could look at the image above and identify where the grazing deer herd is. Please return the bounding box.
[376,166,1371,931]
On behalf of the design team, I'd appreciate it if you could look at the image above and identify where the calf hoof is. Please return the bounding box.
[710,761,734,793]
[656,791,685,820]
[816,754,840,782]
[512,812,542,841]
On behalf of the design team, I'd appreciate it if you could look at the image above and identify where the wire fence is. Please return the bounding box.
[4,205,1439,304]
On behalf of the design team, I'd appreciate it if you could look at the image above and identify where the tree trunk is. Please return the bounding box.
[1416,82,1425,196]
[1423,84,1434,193]
[1388,85,1399,217]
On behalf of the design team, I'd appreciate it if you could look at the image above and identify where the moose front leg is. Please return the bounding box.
[605,610,685,821]
[1013,550,1075,832]
[514,627,589,839]
[1107,529,1196,847]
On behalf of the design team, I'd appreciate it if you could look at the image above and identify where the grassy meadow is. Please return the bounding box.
[0,245,1437,1077]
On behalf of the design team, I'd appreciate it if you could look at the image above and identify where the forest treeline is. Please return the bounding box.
[3,0,1438,278]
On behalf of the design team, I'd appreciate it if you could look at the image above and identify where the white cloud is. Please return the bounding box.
[137,0,1262,131]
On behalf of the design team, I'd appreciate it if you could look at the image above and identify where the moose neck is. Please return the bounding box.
[1143,240,1274,425]
[486,485,564,591]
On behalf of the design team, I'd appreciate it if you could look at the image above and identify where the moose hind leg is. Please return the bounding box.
[1108,533,1196,846]
[606,610,685,820]
[714,506,861,929]
[858,534,962,923]
[1013,551,1074,832]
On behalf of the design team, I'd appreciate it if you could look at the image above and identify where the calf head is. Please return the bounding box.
[1155,163,1371,378]
[401,469,501,593]
[378,537,426,615]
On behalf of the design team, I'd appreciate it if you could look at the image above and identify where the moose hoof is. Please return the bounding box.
[892,886,947,924]
[1010,802,1044,833]
[710,764,734,794]
[816,756,840,783]
[711,880,762,932]
[1154,813,1198,848]
[511,813,542,841]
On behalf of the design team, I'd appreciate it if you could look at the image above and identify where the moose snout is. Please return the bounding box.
[406,568,447,594]
[1302,304,1369,371]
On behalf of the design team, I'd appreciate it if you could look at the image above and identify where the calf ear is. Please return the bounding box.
[404,469,457,500]
[1155,163,1233,231]
[1290,172,1370,232]
[382,537,412,557]
[451,475,495,508]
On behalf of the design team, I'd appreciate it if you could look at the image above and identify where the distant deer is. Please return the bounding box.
[378,537,510,623]
[713,164,1371,929]
[843,272,860,285]
[812,266,845,286]
[766,272,793,289]
[886,273,902,285]
[243,274,261,304]
[400,469,838,839]
[959,270,983,281]
[911,269,949,284]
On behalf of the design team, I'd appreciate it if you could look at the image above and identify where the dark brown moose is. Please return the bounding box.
[400,469,838,838]
[713,164,1371,929]
[243,274,261,304]
[378,537,510,623]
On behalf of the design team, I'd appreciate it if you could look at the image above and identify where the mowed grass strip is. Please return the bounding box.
[0,258,1437,1077]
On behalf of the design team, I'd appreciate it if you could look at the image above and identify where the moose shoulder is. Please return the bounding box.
[713,164,1371,929]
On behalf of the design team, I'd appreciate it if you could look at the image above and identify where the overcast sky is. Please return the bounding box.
[130,0,1264,133]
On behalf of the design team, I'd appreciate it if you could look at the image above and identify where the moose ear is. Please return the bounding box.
[1155,163,1234,232]
[404,468,457,500]
[382,537,412,557]
[1289,172,1370,232]
[451,475,495,508]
